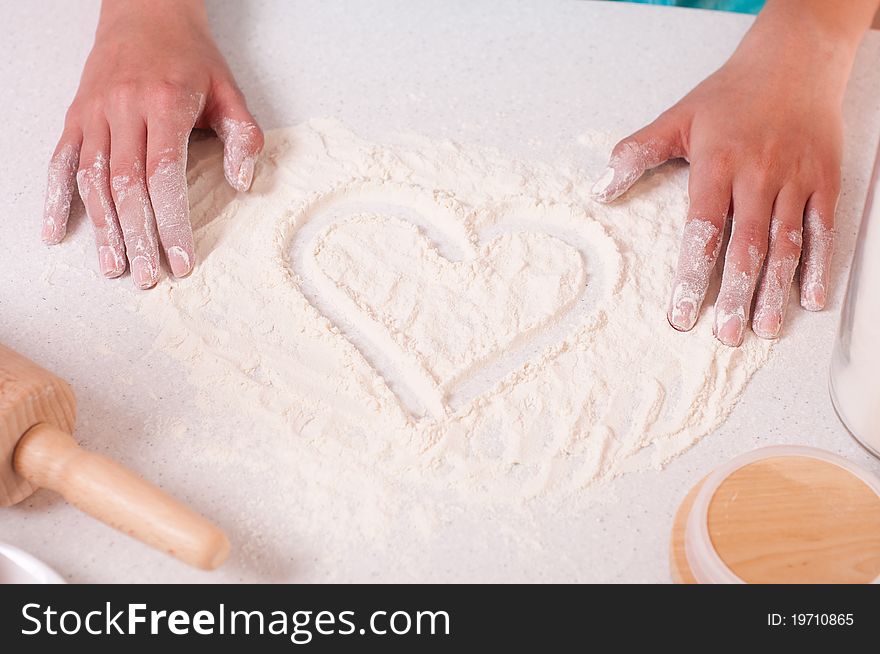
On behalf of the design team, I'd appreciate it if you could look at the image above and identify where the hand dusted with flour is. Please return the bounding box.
[592,0,878,345]
[42,0,263,287]
[137,120,772,500]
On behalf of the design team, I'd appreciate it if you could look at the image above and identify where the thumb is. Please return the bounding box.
[591,112,686,203]
[207,83,264,192]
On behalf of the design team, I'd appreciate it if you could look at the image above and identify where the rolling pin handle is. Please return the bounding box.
[13,423,229,570]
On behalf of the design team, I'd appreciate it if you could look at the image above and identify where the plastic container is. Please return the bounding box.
[0,542,65,584]
[671,446,880,584]
[830,139,880,457]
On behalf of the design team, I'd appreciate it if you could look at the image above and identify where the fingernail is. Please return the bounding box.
[669,302,696,331]
[41,218,61,245]
[99,246,126,278]
[753,312,781,340]
[236,157,255,192]
[801,283,826,311]
[715,313,744,347]
[669,288,698,331]
[132,255,157,289]
[167,246,192,278]
[590,167,615,201]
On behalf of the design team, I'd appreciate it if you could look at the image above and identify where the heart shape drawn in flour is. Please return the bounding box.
[286,183,622,423]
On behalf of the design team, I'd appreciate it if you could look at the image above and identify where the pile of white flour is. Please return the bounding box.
[139,119,771,502]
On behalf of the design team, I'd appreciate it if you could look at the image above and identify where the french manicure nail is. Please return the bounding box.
[801,283,826,311]
[715,314,744,347]
[99,246,125,278]
[132,255,157,289]
[167,246,192,278]
[236,157,255,192]
[590,167,615,200]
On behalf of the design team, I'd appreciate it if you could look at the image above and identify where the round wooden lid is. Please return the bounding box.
[671,452,880,584]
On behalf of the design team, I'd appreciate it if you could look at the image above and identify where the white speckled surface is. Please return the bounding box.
[1,0,879,583]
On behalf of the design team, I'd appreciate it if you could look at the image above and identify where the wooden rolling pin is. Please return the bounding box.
[0,343,229,570]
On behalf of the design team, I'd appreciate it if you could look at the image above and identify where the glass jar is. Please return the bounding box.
[830,141,880,458]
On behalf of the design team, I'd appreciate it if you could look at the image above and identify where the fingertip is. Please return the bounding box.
[714,310,745,347]
[590,161,643,203]
[594,116,683,203]
[667,216,724,334]
[667,310,695,333]
[43,142,80,245]
[800,201,835,313]
[233,155,256,192]
[667,301,698,332]
[590,167,616,201]
[131,255,159,289]
[752,312,782,340]
[800,284,826,312]
[211,113,260,178]
[98,245,127,278]
[167,245,194,278]
[41,218,66,245]
[752,284,785,339]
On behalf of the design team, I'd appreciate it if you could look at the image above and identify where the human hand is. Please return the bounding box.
[591,2,873,346]
[42,0,263,288]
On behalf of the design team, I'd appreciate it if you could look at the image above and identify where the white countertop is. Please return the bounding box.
[1,0,879,583]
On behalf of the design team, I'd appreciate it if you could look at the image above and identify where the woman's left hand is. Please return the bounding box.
[590,1,873,346]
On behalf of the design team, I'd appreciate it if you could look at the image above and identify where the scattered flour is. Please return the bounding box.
[137,119,772,501]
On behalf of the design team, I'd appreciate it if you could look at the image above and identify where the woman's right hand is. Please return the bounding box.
[42,0,263,288]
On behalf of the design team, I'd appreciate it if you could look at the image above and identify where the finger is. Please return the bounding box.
[108,113,160,289]
[207,83,264,192]
[591,112,685,203]
[42,131,82,244]
[146,103,198,278]
[76,120,127,278]
[800,191,837,311]
[713,180,775,347]
[752,186,805,339]
[667,158,730,331]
